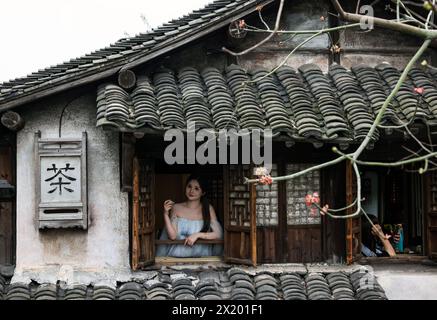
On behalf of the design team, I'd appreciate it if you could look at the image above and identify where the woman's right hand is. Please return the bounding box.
[163,200,174,216]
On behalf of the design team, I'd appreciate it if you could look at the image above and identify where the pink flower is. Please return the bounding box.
[312,192,320,205]
[305,194,313,207]
[414,87,424,94]
[310,207,318,216]
[305,193,328,216]
[259,175,273,185]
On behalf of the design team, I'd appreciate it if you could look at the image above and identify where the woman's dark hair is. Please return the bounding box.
[361,215,380,252]
[186,174,211,233]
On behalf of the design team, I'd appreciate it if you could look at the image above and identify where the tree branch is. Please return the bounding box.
[352,38,431,160]
[333,146,437,169]
[245,155,347,184]
[331,0,437,38]
[222,0,284,56]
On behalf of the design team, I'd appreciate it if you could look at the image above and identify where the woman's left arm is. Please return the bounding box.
[185,206,223,245]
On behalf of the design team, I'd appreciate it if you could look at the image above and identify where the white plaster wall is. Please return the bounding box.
[14,90,130,280]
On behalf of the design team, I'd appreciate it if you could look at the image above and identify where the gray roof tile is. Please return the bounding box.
[0,267,388,300]
[96,63,437,145]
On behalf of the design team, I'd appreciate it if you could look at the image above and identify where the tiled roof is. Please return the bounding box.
[0,0,272,110]
[0,267,387,300]
[96,62,437,145]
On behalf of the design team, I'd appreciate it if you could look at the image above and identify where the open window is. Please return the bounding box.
[132,158,242,269]
[358,166,426,262]
[153,161,225,264]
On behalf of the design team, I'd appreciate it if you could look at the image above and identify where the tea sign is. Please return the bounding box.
[35,131,87,229]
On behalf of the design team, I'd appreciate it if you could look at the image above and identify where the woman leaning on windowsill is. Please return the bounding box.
[156,174,223,257]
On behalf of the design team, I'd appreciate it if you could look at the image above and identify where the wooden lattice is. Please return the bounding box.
[132,158,155,269]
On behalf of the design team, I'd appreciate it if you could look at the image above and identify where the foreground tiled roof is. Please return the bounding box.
[0,267,387,300]
[96,62,437,144]
[0,0,272,110]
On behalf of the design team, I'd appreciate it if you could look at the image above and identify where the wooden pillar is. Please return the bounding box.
[346,161,354,265]
[250,180,257,266]
[131,157,140,270]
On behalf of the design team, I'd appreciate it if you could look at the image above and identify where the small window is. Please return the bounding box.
[256,163,278,226]
[286,163,321,225]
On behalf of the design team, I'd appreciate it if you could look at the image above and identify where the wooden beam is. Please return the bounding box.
[225,257,253,265]
[1,111,24,131]
[118,69,136,89]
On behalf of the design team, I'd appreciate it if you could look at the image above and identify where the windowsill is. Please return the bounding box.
[155,240,224,245]
[358,254,429,265]
[154,256,223,265]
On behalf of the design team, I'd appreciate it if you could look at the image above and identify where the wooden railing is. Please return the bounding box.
[155,239,224,245]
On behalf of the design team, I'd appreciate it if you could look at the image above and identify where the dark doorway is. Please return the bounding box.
[0,132,15,265]
[361,168,424,255]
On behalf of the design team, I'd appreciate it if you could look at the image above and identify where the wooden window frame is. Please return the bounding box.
[132,160,259,269]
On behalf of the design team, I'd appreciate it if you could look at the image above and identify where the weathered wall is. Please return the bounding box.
[13,88,130,282]
[234,0,331,71]
[141,0,432,75]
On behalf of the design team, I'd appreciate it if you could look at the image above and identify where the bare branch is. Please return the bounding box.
[352,39,432,160]
[332,146,437,169]
[401,145,437,167]
[243,23,362,85]
[425,4,434,29]
[258,7,271,30]
[331,0,437,38]
[424,1,437,13]
[243,22,362,34]
[356,0,362,14]
[222,0,284,56]
[245,155,347,184]
[397,0,401,22]
[319,161,363,219]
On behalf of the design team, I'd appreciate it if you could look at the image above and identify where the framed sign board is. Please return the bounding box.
[35,131,87,229]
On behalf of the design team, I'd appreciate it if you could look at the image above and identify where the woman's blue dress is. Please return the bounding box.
[156,217,223,257]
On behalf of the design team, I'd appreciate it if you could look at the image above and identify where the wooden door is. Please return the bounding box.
[223,164,257,266]
[424,171,437,260]
[132,158,155,269]
[345,162,361,264]
[0,141,15,265]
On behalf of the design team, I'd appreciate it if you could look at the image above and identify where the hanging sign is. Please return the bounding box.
[35,131,87,229]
